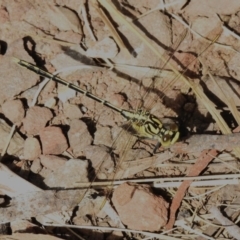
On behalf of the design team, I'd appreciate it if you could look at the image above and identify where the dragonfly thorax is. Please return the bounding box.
[121,109,180,147]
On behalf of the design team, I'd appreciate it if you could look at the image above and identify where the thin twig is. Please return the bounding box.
[209,206,240,240]
[43,223,180,240]
[175,219,215,240]
[75,173,240,188]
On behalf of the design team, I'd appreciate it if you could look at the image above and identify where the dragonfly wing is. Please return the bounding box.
[121,121,139,136]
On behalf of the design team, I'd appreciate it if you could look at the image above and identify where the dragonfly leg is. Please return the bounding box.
[153,141,161,154]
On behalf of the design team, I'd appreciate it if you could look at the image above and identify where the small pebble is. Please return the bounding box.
[2,99,25,124]
[23,106,53,135]
[39,126,68,155]
[23,137,41,160]
[112,182,169,231]
[40,154,67,170]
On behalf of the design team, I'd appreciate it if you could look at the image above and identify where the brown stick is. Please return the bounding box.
[165,149,219,230]
[170,133,240,154]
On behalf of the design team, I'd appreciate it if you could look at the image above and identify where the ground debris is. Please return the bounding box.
[0,189,85,224]
[11,219,46,234]
[1,233,63,240]
[2,0,240,239]
[166,149,218,230]
[210,206,240,240]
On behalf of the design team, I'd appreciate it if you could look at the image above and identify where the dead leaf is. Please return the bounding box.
[46,5,82,33]
[86,37,118,58]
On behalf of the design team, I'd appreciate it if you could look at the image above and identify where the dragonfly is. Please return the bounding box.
[13,58,180,151]
[13,29,190,192]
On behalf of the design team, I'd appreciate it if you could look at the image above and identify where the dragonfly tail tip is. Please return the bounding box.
[11,56,20,64]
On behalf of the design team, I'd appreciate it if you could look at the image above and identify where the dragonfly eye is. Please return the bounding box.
[160,129,180,147]
[162,135,170,143]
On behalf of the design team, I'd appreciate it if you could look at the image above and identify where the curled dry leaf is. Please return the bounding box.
[86,37,119,58]
[46,5,82,33]
[57,84,76,103]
